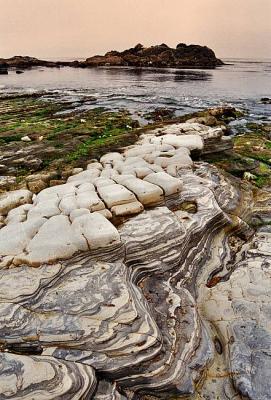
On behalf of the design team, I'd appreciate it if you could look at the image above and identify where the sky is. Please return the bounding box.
[1,0,271,60]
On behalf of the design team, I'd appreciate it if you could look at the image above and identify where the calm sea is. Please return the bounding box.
[0,58,270,124]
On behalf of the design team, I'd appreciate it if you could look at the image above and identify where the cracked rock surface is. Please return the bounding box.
[0,122,270,399]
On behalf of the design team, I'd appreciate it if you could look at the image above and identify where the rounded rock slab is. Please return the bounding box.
[100,152,124,165]
[144,172,182,196]
[71,212,121,250]
[97,183,136,209]
[0,189,33,216]
[150,134,204,151]
[114,175,164,206]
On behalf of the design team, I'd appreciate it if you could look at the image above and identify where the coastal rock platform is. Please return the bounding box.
[0,121,270,399]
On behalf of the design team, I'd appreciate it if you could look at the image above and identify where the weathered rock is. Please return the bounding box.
[67,169,101,184]
[100,152,124,165]
[97,183,136,208]
[186,115,219,126]
[5,203,33,225]
[150,133,204,150]
[111,200,144,217]
[114,175,164,206]
[143,122,232,155]
[49,179,66,186]
[0,175,16,190]
[0,144,44,175]
[0,119,270,400]
[94,380,126,399]
[0,189,32,215]
[72,167,84,175]
[198,232,271,400]
[0,352,96,399]
[208,105,241,119]
[0,216,46,256]
[144,171,182,195]
[27,179,48,193]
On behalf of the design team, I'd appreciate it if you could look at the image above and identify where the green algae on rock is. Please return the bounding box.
[204,122,271,188]
[0,94,139,190]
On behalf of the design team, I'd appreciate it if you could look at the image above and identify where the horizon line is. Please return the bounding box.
[2,55,271,62]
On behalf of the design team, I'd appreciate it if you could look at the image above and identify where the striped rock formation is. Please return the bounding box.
[0,122,270,399]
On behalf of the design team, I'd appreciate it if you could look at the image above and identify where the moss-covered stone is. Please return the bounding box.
[205,122,271,188]
[0,95,140,186]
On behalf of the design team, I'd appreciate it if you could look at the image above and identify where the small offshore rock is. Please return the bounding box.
[84,42,223,68]
[261,97,271,104]
[0,63,8,74]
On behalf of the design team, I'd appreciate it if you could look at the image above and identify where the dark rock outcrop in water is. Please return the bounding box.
[0,61,8,74]
[0,43,223,71]
[84,43,224,68]
[0,56,79,70]
[261,97,271,104]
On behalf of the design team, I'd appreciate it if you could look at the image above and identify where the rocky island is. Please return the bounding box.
[0,98,271,399]
[0,43,223,73]
[84,43,223,68]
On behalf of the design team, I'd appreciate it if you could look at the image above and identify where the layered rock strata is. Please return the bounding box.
[0,121,270,399]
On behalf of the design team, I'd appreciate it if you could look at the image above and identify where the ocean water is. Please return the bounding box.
[0,59,270,124]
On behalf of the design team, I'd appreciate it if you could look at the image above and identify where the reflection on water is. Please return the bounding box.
[98,66,212,82]
[173,70,212,81]
[0,59,270,123]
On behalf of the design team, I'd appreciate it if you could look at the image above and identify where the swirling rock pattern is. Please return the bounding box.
[0,121,270,399]
[0,352,96,399]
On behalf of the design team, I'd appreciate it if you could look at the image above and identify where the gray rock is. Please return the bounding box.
[0,121,270,399]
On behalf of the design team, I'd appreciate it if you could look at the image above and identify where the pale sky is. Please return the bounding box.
[1,0,271,60]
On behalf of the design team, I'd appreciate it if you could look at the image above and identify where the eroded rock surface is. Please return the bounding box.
[0,121,270,399]
[199,232,271,400]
